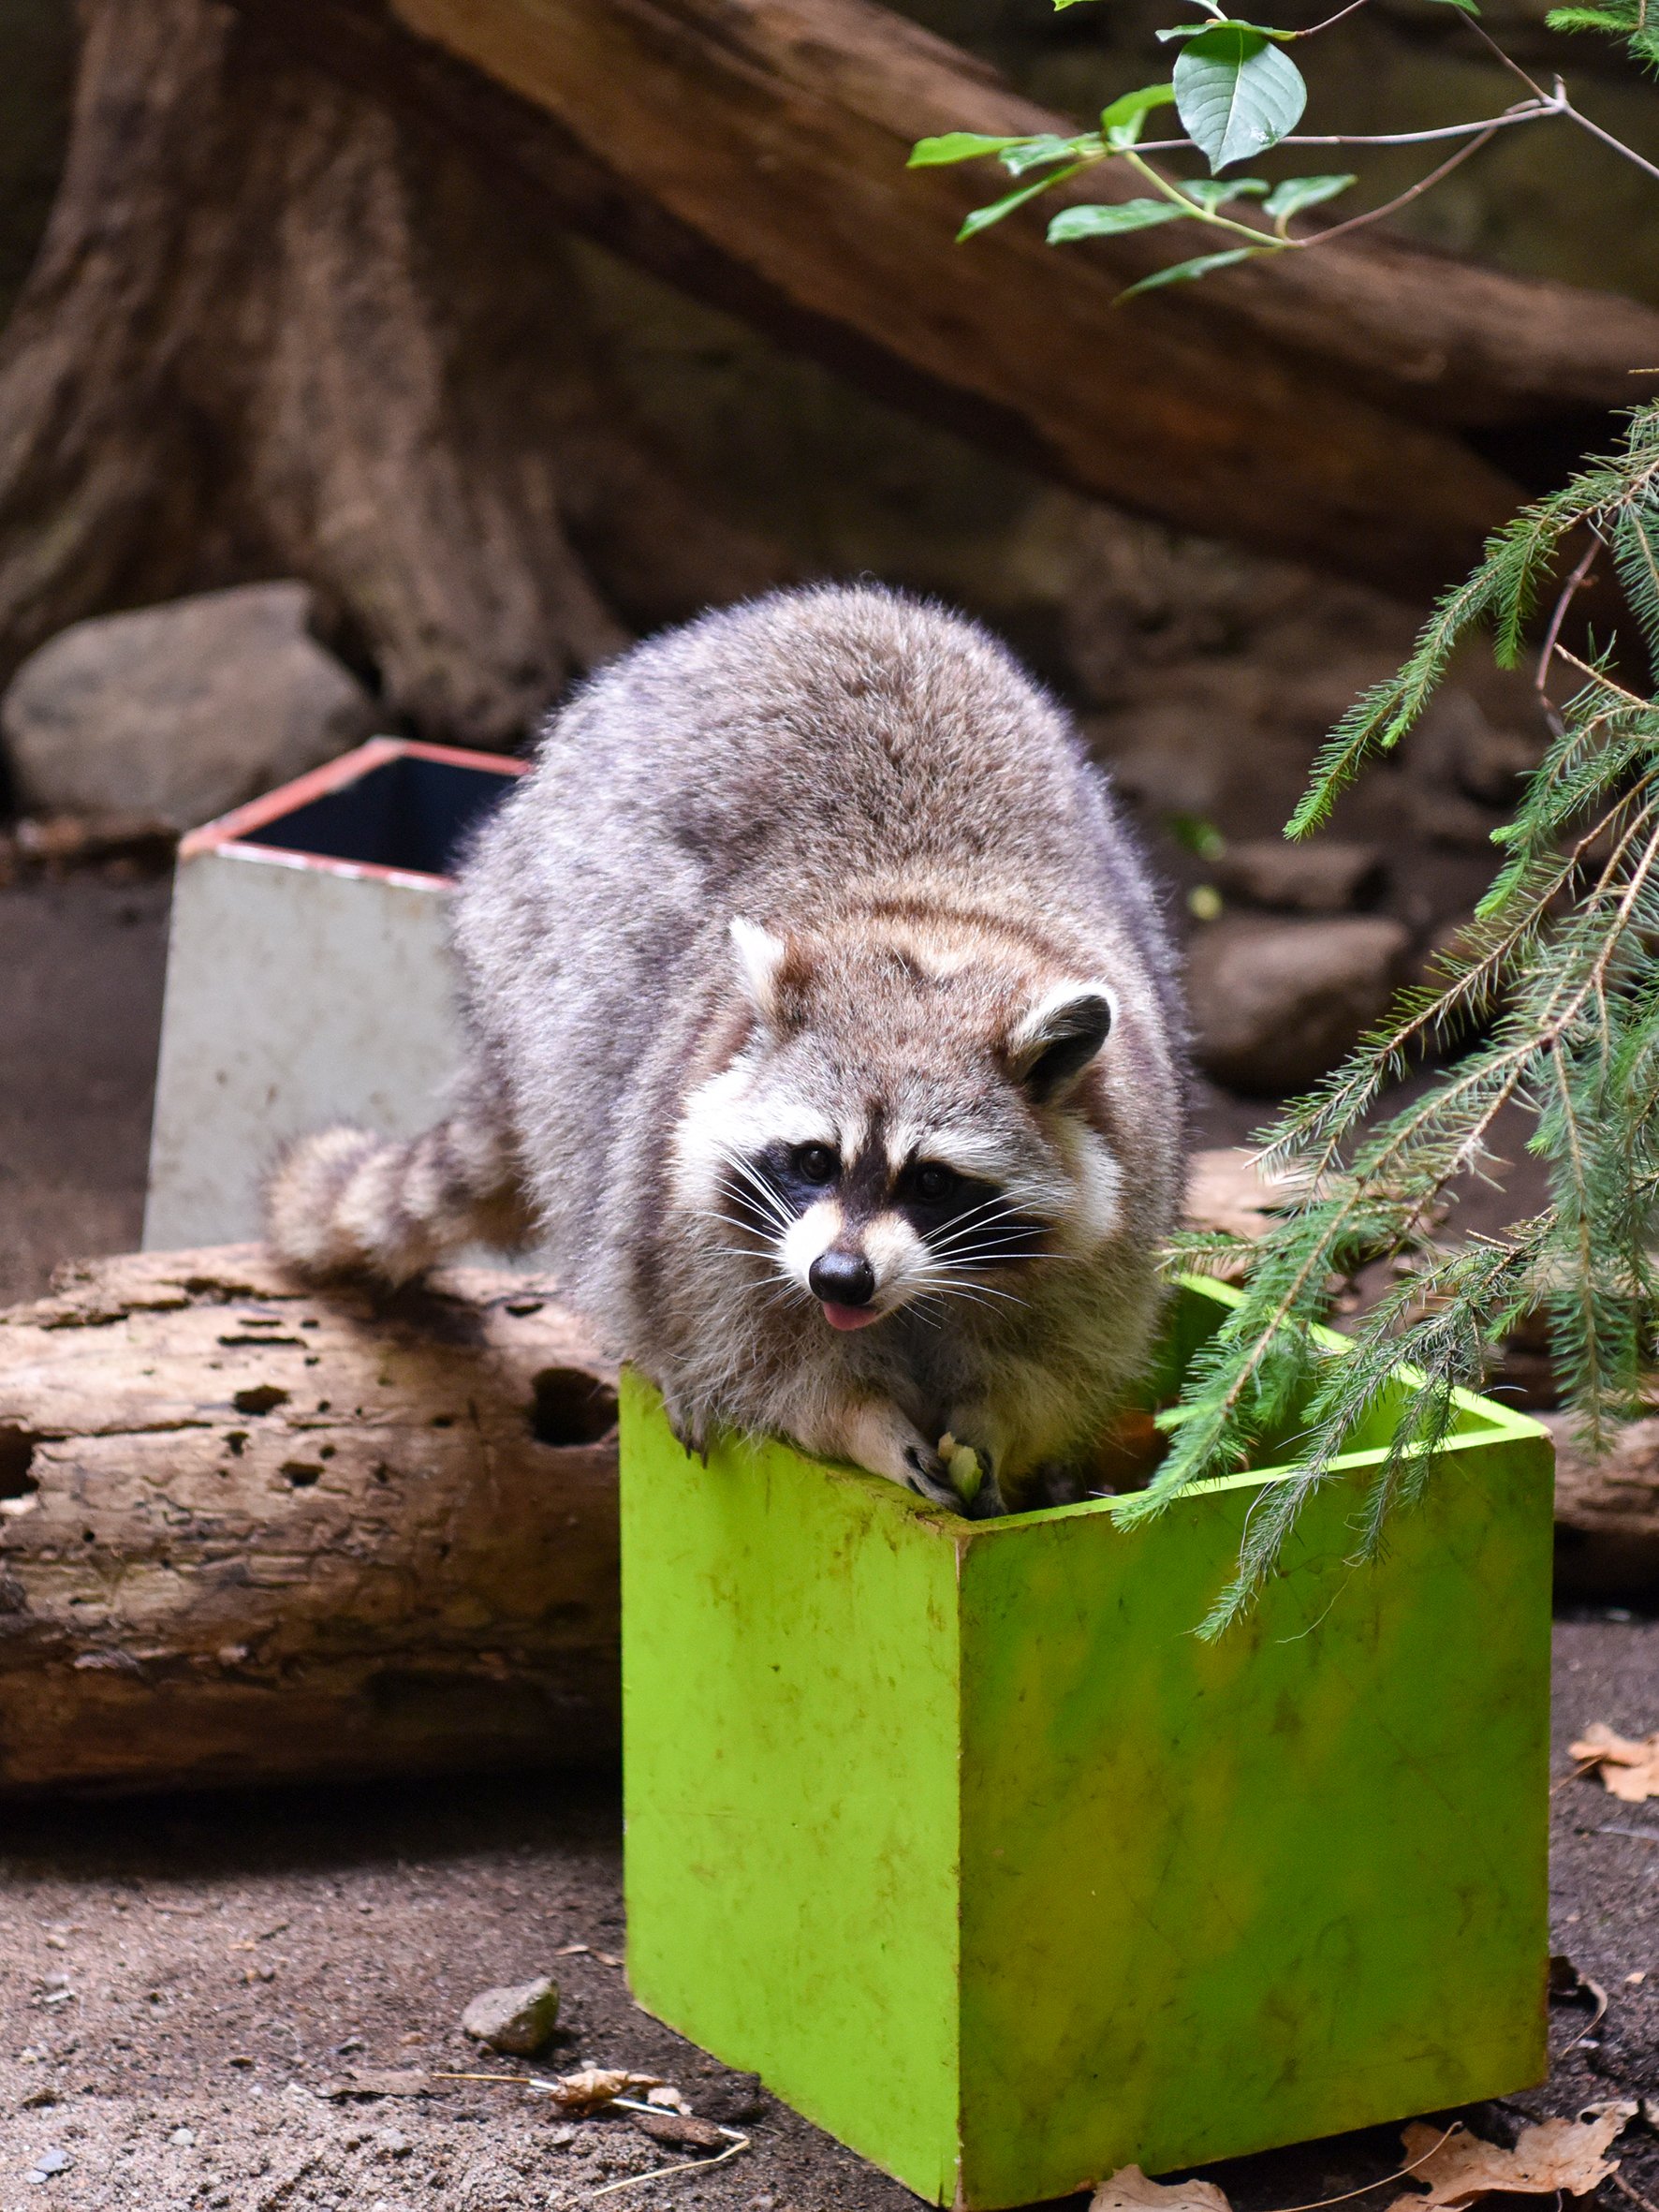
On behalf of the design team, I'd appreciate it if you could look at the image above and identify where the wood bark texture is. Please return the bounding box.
[0,1246,622,1796]
[1547,1414,1659,1600]
[0,0,781,737]
[232,0,1659,598]
[0,1231,1648,1799]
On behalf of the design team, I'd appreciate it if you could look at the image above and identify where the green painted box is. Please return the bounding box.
[620,1278,1553,2211]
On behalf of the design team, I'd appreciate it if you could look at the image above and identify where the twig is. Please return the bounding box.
[1555,647,1651,712]
[1301,122,1504,245]
[1284,0,1374,36]
[1613,2172,1659,2212]
[1536,540,1602,725]
[1560,87,1659,186]
[1464,22,1659,187]
[1270,2124,1462,2211]
[429,2072,751,2197]
[432,2070,548,2086]
[1467,20,1554,104]
[583,2134,751,2200]
[1134,100,1551,151]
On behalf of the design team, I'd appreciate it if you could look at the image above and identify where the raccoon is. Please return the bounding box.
[267,584,1187,1515]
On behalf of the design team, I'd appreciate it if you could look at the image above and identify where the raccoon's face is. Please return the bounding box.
[671,918,1123,1333]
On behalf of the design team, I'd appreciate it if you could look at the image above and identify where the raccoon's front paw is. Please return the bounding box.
[901,1443,966,1512]
[900,1438,1007,1519]
[937,1433,1008,1520]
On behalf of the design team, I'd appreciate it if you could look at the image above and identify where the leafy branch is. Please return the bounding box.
[912,0,1659,1619]
[911,0,1659,297]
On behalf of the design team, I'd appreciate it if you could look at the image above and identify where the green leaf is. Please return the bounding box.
[908,132,1024,169]
[1545,3,1629,22]
[1115,245,1264,299]
[1261,171,1357,221]
[999,131,1104,176]
[1157,17,1295,38]
[1048,198,1191,242]
[1180,175,1269,212]
[1423,0,1480,12]
[1100,81,1179,148]
[1173,26,1307,173]
[957,164,1086,240]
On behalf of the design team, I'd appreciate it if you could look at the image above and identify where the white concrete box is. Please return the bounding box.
[143,737,524,1251]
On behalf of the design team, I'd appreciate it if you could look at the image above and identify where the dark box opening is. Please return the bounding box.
[239,754,516,879]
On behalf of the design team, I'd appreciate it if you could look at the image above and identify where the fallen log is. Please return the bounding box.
[2,1221,1643,1800]
[0,1246,621,1795]
[1547,1414,1659,1601]
[225,0,1659,597]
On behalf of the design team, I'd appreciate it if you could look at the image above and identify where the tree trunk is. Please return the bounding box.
[0,1246,622,1796]
[229,0,1659,599]
[0,0,782,741]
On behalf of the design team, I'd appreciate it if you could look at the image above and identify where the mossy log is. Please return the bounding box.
[0,1246,622,1796]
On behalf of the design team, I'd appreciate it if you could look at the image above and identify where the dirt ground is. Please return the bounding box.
[0,1624,1653,2212]
[1,874,1655,2211]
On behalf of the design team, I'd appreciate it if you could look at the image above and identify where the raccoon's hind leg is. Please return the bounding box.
[266,1095,532,1287]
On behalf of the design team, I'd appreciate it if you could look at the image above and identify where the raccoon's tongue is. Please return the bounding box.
[821,1301,882,1332]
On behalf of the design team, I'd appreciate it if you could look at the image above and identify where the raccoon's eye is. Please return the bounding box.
[794,1143,839,1186]
[912,1161,961,1204]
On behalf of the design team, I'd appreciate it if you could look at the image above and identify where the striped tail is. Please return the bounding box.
[265,1110,530,1286]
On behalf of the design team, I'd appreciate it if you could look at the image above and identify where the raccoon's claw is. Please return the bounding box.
[664,1402,710,1464]
[901,1440,1009,1519]
[962,1468,1009,1520]
[902,1445,966,1512]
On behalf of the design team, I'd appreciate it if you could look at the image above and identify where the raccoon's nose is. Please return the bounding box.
[809,1250,875,1307]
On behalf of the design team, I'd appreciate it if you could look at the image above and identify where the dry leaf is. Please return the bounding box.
[1387,2110,1634,2211]
[546,2067,663,2115]
[1091,2165,1232,2212]
[1549,1953,1609,2044]
[1569,1722,1659,1802]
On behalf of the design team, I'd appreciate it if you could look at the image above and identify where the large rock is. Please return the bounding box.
[1213,837,1384,913]
[1186,915,1410,1095]
[2,583,376,828]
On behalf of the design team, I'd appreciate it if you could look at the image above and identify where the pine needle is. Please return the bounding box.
[1159,402,1659,1624]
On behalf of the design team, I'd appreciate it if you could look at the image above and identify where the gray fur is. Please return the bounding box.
[268,584,1188,1512]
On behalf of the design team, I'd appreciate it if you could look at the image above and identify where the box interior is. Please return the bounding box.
[1090,1275,1511,1497]
[235,751,516,877]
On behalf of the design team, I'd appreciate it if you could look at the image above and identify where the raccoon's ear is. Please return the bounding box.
[728,917,789,1025]
[1006,981,1115,1101]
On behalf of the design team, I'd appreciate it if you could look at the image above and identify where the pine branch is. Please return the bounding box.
[1145,401,1659,1623]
